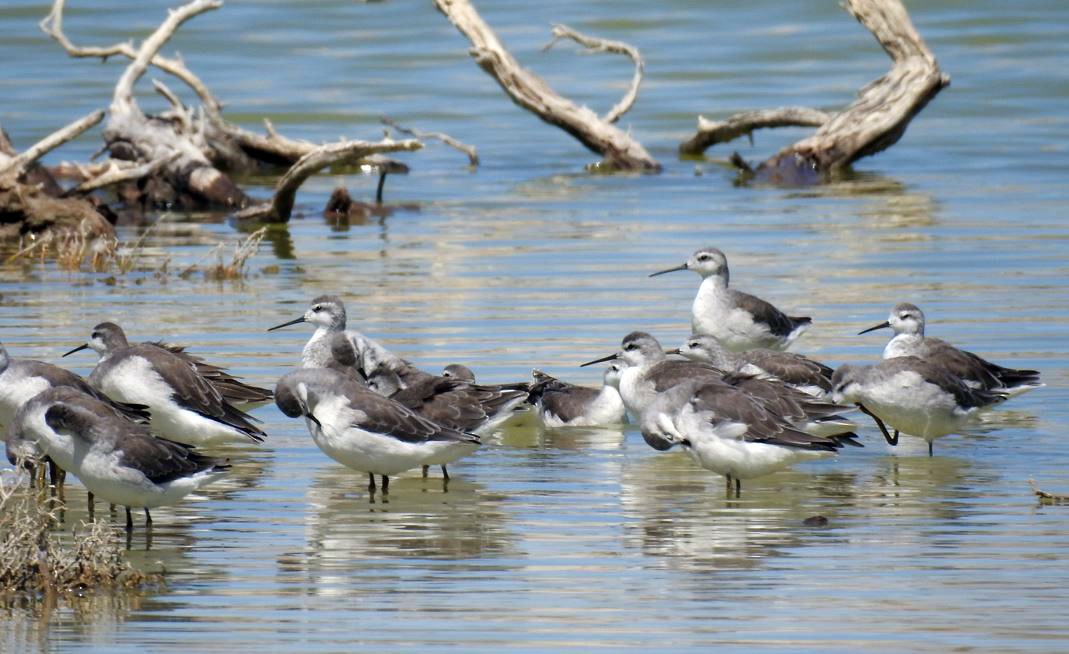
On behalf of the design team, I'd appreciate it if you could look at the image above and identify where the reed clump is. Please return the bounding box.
[0,477,150,595]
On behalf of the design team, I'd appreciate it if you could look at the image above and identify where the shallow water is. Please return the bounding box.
[2,0,1068,650]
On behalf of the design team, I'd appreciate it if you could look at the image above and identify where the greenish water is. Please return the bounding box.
[2,0,1068,651]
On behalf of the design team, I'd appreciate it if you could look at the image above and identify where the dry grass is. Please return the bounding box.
[3,224,267,282]
[0,475,151,595]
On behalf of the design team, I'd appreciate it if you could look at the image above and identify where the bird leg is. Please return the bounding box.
[125,507,134,533]
[928,440,933,457]
[440,465,450,480]
[857,403,898,445]
[381,475,389,494]
[144,508,153,526]
[367,472,377,493]
[422,465,429,478]
[725,475,733,496]
[735,478,742,497]
[88,492,95,520]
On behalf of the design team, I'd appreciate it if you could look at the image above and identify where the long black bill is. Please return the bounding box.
[649,263,688,278]
[664,348,681,355]
[858,320,891,335]
[305,413,322,428]
[62,343,90,358]
[580,353,619,367]
[267,316,306,332]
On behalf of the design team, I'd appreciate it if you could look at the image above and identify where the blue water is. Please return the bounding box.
[1,0,1068,651]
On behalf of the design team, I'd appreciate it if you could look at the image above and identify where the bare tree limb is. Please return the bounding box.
[40,0,223,116]
[434,0,658,172]
[61,153,181,197]
[755,0,949,182]
[678,107,831,156]
[153,79,193,135]
[381,117,478,167]
[542,24,643,125]
[0,110,104,179]
[233,138,422,222]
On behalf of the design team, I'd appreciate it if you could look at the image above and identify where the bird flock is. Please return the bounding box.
[1,247,1042,531]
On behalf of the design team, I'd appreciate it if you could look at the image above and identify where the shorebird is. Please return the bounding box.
[1,342,149,492]
[528,364,628,428]
[583,332,856,441]
[275,368,480,493]
[12,386,230,531]
[442,364,475,382]
[670,334,833,397]
[640,379,843,497]
[859,302,1042,397]
[65,322,266,446]
[650,248,811,351]
[830,356,1008,456]
[333,335,525,478]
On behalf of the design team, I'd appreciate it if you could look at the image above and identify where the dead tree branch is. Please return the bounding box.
[679,107,831,156]
[234,138,422,222]
[542,24,643,125]
[381,117,478,167]
[0,110,104,180]
[434,0,659,172]
[40,0,222,116]
[682,0,948,183]
[61,153,181,197]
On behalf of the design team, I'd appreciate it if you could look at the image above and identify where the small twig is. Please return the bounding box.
[61,152,181,197]
[153,79,193,134]
[543,24,644,125]
[41,0,223,116]
[381,117,478,167]
[679,107,832,156]
[0,110,104,179]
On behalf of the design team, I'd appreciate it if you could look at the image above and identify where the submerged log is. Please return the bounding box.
[434,0,659,172]
[682,0,949,184]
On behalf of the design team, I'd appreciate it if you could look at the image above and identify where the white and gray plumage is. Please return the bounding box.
[582,332,857,442]
[527,364,628,428]
[441,364,475,382]
[12,386,229,531]
[650,247,811,351]
[66,322,266,446]
[275,368,481,493]
[671,334,833,397]
[640,379,843,496]
[831,356,1008,456]
[860,302,1042,397]
[1,342,150,486]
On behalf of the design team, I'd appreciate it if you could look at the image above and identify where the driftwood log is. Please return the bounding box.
[680,0,949,184]
[0,112,115,241]
[434,0,659,172]
[34,0,425,223]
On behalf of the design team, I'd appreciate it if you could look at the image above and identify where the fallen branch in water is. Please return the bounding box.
[682,0,949,184]
[381,117,479,167]
[434,0,659,172]
[679,107,831,157]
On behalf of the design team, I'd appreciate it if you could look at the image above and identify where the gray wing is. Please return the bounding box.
[350,386,480,445]
[128,345,266,441]
[882,357,1006,409]
[729,289,808,337]
[648,360,724,393]
[537,383,599,423]
[390,377,489,432]
[923,338,1039,390]
[744,350,832,391]
[690,385,839,451]
[149,341,273,403]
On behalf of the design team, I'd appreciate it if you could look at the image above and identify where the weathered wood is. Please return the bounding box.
[757,0,949,181]
[381,117,478,167]
[434,0,659,172]
[680,0,947,183]
[542,24,643,125]
[678,107,831,156]
[0,110,104,180]
[234,138,422,222]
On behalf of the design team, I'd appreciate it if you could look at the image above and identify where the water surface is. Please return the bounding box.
[1,0,1068,650]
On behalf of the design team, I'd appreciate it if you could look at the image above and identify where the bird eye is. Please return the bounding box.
[697,255,709,261]
[91,332,100,339]
[312,305,322,312]
[687,341,698,348]
[624,343,636,351]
